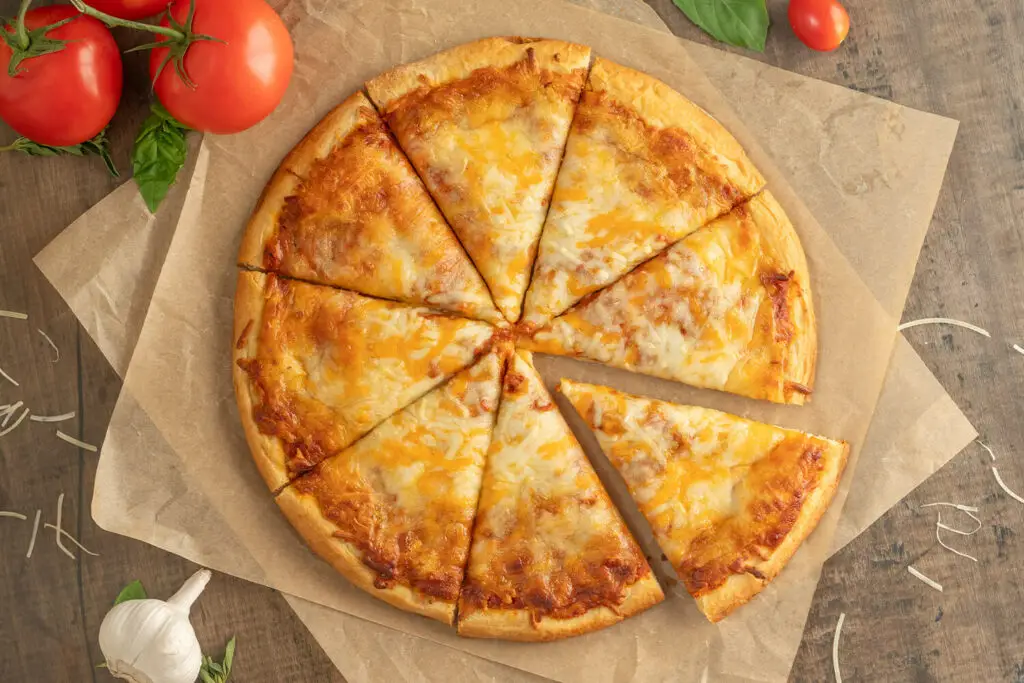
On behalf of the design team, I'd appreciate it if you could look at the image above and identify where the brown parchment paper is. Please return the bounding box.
[33,0,976,680]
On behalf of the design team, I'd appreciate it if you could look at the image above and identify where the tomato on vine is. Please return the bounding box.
[82,0,170,21]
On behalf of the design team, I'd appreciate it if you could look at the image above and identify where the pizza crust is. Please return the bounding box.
[456,573,663,641]
[276,484,456,624]
[365,36,591,110]
[695,441,849,622]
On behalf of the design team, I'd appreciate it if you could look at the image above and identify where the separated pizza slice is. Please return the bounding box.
[233,272,496,491]
[522,57,766,326]
[560,380,849,622]
[521,191,816,405]
[276,346,507,624]
[366,38,592,323]
[457,350,663,640]
[239,92,500,324]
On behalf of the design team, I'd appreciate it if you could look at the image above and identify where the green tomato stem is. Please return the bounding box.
[0,143,16,153]
[15,0,32,50]
[69,0,183,40]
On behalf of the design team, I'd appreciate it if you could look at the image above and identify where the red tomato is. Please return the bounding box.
[82,0,170,21]
[150,0,294,134]
[0,7,123,147]
[788,0,850,52]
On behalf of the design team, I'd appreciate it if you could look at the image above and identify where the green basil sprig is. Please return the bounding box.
[672,0,770,52]
[132,102,190,213]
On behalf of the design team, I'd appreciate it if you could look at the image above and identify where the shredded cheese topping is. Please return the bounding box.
[0,407,30,437]
[922,503,981,562]
[37,328,59,362]
[56,430,98,452]
[26,509,41,558]
[832,612,846,683]
[44,523,99,557]
[31,412,76,423]
[978,441,997,461]
[907,566,943,592]
[992,467,1024,505]
[0,511,27,520]
[898,317,991,338]
[1013,343,1024,356]
[54,493,73,560]
[0,365,19,387]
[0,310,28,320]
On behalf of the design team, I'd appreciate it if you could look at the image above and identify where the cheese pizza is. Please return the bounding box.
[560,380,848,622]
[521,58,765,326]
[276,347,506,624]
[238,92,500,323]
[457,351,663,640]
[233,272,496,491]
[521,191,816,404]
[366,38,591,323]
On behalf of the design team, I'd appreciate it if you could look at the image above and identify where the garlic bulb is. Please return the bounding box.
[99,569,211,683]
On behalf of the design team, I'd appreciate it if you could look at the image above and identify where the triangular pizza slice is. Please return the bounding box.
[560,380,848,622]
[458,350,663,640]
[521,191,816,405]
[276,347,506,624]
[233,272,496,491]
[522,57,765,326]
[239,92,500,324]
[366,38,592,323]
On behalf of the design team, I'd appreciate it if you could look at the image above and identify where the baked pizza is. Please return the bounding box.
[521,191,816,404]
[457,350,663,640]
[559,380,848,622]
[366,38,591,323]
[233,272,496,491]
[521,57,765,327]
[238,92,500,323]
[276,347,506,624]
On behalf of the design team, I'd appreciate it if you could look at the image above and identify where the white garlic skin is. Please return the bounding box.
[99,569,211,683]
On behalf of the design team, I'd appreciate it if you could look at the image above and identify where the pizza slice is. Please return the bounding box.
[560,380,849,622]
[366,38,592,323]
[457,350,663,640]
[239,92,500,324]
[521,57,766,326]
[233,272,496,491]
[276,347,506,624]
[521,192,816,405]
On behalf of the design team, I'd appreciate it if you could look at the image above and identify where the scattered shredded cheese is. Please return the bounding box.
[31,412,76,423]
[978,441,997,462]
[1013,344,1024,356]
[907,565,943,592]
[0,408,30,437]
[43,523,99,556]
[37,328,59,362]
[0,511,27,520]
[832,612,846,683]
[26,509,40,558]
[0,364,19,387]
[1,401,24,428]
[0,310,28,320]
[898,317,991,338]
[992,467,1024,505]
[54,493,73,560]
[921,503,981,562]
[56,430,97,452]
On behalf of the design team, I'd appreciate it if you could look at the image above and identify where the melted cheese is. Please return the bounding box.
[289,350,504,600]
[522,59,764,325]
[523,195,806,403]
[370,43,589,323]
[260,93,499,323]
[560,380,843,600]
[240,276,495,477]
[460,351,651,621]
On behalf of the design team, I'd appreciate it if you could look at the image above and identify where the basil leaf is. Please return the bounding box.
[7,128,119,177]
[222,636,236,675]
[132,103,190,213]
[113,579,147,605]
[671,0,769,52]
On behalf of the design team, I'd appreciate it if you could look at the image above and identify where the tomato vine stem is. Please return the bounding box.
[15,0,31,50]
[68,0,183,39]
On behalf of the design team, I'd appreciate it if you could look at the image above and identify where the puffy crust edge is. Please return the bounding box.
[365,37,592,110]
[456,573,664,641]
[276,483,456,624]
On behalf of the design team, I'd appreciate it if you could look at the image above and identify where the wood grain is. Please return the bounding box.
[1,0,1021,681]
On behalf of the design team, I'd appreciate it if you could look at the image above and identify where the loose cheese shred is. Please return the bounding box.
[0,365,19,387]
[26,509,41,558]
[31,412,76,423]
[37,329,59,362]
[978,441,997,462]
[0,408,30,437]
[1013,344,1024,356]
[43,523,99,556]
[0,511,27,520]
[897,317,991,338]
[1,401,24,428]
[832,612,846,683]
[907,565,943,592]
[54,493,74,560]
[921,502,981,562]
[0,310,28,320]
[56,430,98,452]
[992,467,1024,505]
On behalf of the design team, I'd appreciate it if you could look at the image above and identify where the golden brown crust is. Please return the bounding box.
[276,485,455,624]
[456,573,663,641]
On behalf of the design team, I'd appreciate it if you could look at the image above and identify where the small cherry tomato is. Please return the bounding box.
[150,0,294,134]
[788,0,850,52]
[82,0,170,20]
[0,7,123,146]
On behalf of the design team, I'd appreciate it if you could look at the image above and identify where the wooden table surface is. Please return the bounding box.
[1,1,1021,681]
